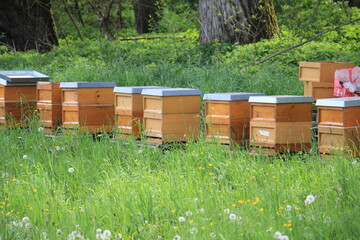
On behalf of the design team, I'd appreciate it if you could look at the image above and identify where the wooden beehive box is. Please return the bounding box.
[142,88,202,144]
[0,71,49,127]
[60,82,116,133]
[316,97,360,156]
[303,81,334,101]
[299,61,355,82]
[37,82,62,132]
[113,86,170,138]
[249,95,313,154]
[203,92,265,145]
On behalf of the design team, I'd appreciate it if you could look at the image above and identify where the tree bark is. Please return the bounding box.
[133,0,159,34]
[199,0,280,44]
[0,0,58,52]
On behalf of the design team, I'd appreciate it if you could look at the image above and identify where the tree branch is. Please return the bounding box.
[246,17,360,69]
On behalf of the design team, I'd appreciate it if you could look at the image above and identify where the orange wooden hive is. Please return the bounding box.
[316,97,360,156]
[37,82,62,132]
[299,62,355,82]
[60,82,116,133]
[142,88,202,144]
[303,81,334,101]
[249,95,313,154]
[203,92,265,145]
[113,86,170,138]
[0,71,49,127]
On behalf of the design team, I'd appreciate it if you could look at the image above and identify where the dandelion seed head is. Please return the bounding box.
[280,235,289,240]
[38,127,44,132]
[96,229,102,234]
[178,216,186,222]
[173,235,181,240]
[210,232,216,238]
[103,230,111,237]
[23,155,28,159]
[224,208,230,214]
[115,233,123,239]
[274,231,282,239]
[286,205,292,211]
[186,211,192,217]
[68,168,75,173]
[56,229,62,236]
[229,213,237,220]
[22,216,30,223]
[189,227,198,234]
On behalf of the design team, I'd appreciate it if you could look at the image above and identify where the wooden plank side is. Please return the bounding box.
[78,88,114,105]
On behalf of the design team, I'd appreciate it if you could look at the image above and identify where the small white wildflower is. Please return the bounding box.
[280,235,289,240]
[274,231,282,239]
[68,168,75,173]
[224,208,230,214]
[55,146,61,151]
[185,211,192,217]
[229,213,237,220]
[173,235,181,240]
[305,194,315,205]
[115,233,123,239]
[22,216,30,223]
[23,155,28,159]
[103,230,111,238]
[38,127,44,132]
[210,232,216,238]
[189,227,198,234]
[56,229,62,236]
[285,205,292,211]
[178,216,186,222]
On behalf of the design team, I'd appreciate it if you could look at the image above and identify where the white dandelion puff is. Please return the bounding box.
[173,235,181,240]
[55,146,61,151]
[56,229,62,236]
[38,127,44,132]
[224,208,230,214]
[22,217,30,223]
[115,233,123,239]
[305,194,315,205]
[198,208,205,214]
[229,213,237,220]
[274,231,282,239]
[96,229,102,234]
[23,155,29,159]
[68,168,75,173]
[185,211,192,217]
[280,235,289,240]
[210,232,216,238]
[285,205,292,211]
[178,216,186,222]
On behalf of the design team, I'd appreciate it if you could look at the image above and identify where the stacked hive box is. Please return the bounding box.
[37,82,62,133]
[203,92,265,145]
[113,86,170,138]
[249,95,313,154]
[142,88,202,144]
[60,82,116,133]
[299,61,355,100]
[316,97,360,156]
[0,71,49,127]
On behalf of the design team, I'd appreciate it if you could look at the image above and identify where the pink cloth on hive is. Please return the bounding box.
[333,66,360,98]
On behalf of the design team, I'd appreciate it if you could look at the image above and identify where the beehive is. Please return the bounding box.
[303,81,334,101]
[60,82,116,133]
[37,82,62,132]
[113,86,170,138]
[203,92,265,145]
[0,71,49,127]
[249,95,313,154]
[142,88,202,144]
[316,97,360,156]
[299,62,355,82]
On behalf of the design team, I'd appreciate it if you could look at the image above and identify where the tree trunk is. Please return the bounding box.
[133,0,159,34]
[0,0,58,52]
[199,0,280,44]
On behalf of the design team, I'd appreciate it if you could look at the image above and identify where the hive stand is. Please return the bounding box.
[60,82,116,133]
[299,61,355,100]
[316,97,360,157]
[37,82,62,133]
[113,86,170,139]
[0,71,49,128]
[142,88,202,144]
[203,92,265,145]
[249,95,313,154]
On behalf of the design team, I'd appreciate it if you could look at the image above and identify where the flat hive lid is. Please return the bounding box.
[249,95,313,104]
[60,82,116,88]
[0,78,37,86]
[0,70,49,83]
[114,86,171,94]
[316,97,360,107]
[142,88,202,96]
[203,92,265,101]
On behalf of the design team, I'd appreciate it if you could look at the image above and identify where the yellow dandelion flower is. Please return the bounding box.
[251,176,256,179]
[180,175,184,178]
[1,202,5,205]
[208,173,214,176]
[44,209,49,212]
[201,226,206,230]
[245,180,249,183]
[173,226,178,229]
[198,166,203,170]
[189,219,194,223]
[255,197,260,202]
[153,224,158,227]
[19,164,24,167]
[290,228,293,231]
[246,199,251,203]
[208,163,213,166]
[210,222,215,226]
[259,208,264,212]
[232,204,236,207]
[287,224,292,227]
[33,189,37,193]
[171,209,175,213]
[287,220,292,223]
[6,212,11,216]
[269,164,273,167]
[269,227,273,230]
[0,206,3,209]
[225,163,229,166]
[6,204,10,206]
[238,200,245,204]
[252,170,257,173]
[11,178,16,182]
[283,200,288,203]
[283,224,287,227]
[252,202,257,205]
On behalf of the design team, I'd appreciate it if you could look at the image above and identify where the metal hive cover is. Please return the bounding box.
[0,70,50,83]
[60,82,116,88]
[316,97,360,107]
[248,95,314,104]
[203,92,266,101]
[141,88,202,96]
[113,86,171,94]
